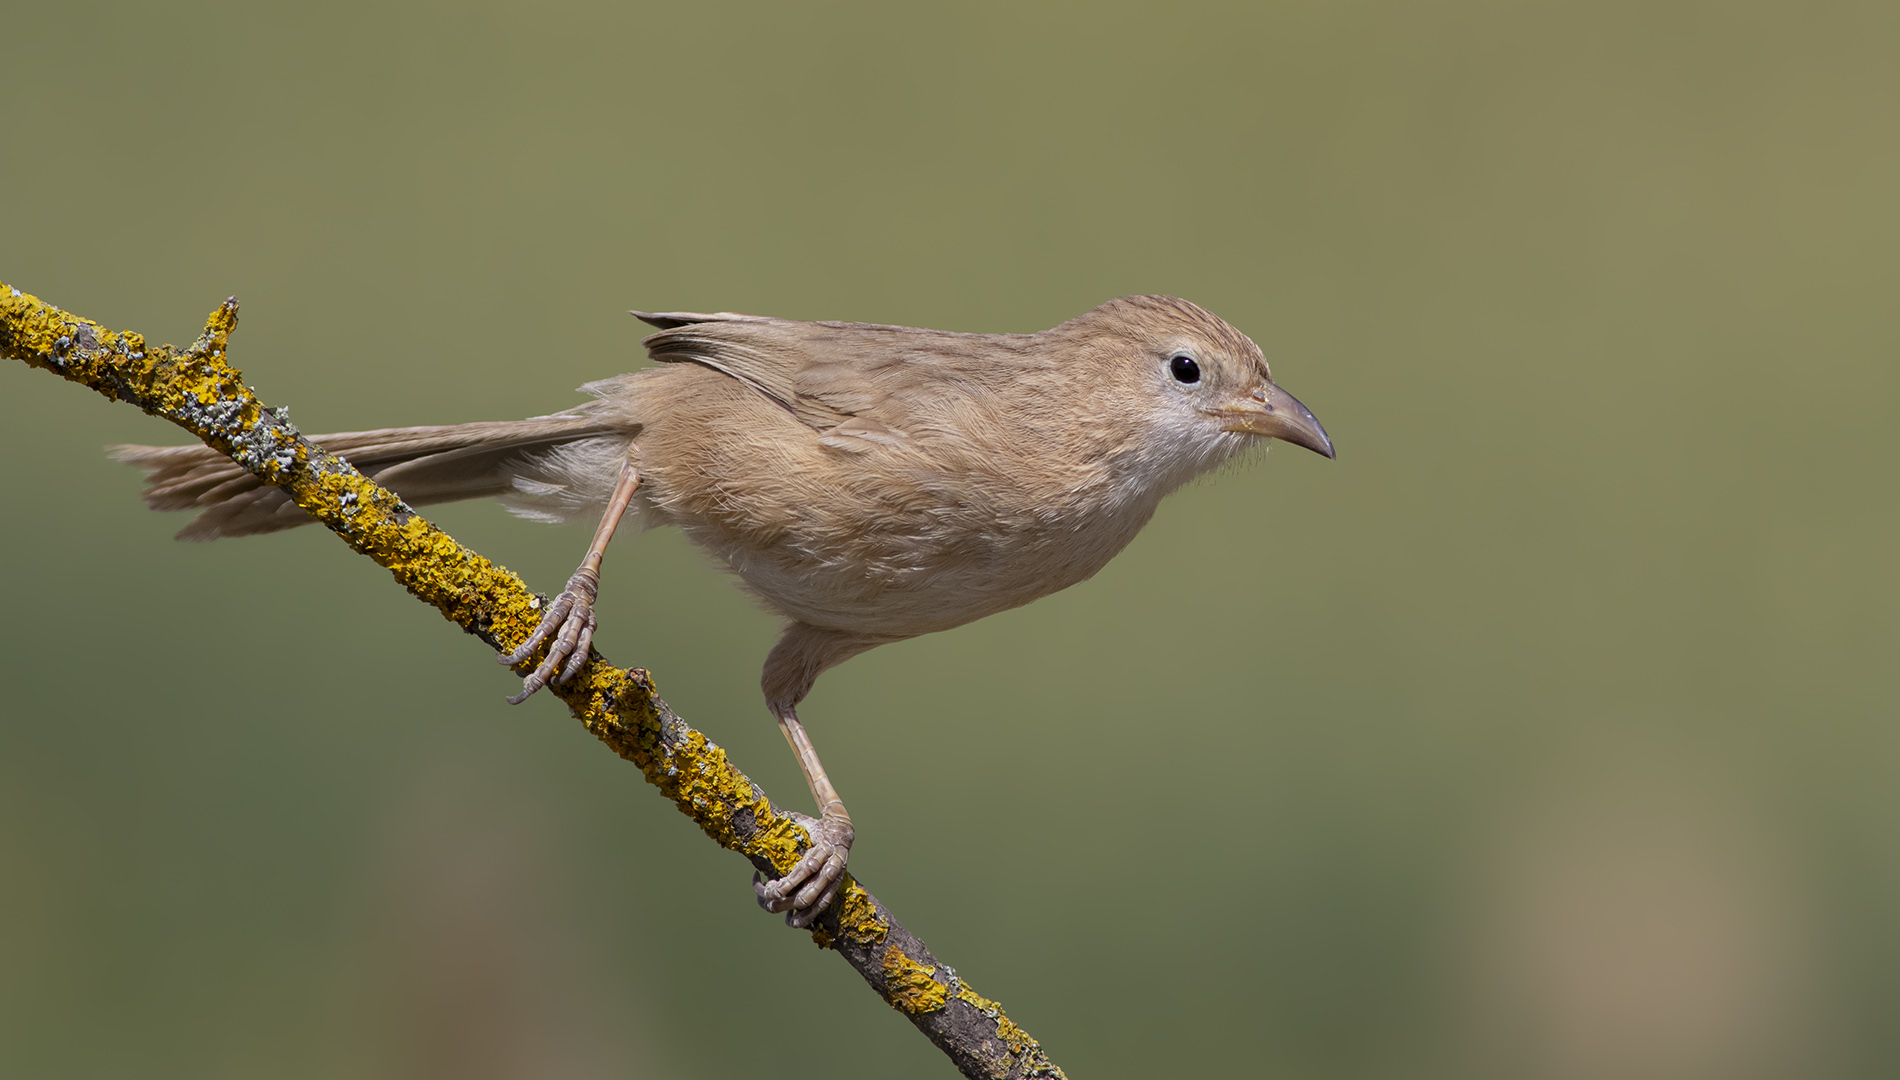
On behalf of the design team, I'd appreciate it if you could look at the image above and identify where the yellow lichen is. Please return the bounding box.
[881,946,949,1015]
[837,880,888,946]
[810,877,887,950]
[956,980,1059,1074]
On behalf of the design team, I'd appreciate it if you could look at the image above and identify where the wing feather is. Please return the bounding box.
[636,312,1040,450]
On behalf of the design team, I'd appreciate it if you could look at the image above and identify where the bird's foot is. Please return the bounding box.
[499,567,600,703]
[754,809,854,928]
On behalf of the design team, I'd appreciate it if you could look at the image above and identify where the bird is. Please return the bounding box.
[111,295,1335,925]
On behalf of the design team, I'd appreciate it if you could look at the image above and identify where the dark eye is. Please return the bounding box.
[1169,354,1201,384]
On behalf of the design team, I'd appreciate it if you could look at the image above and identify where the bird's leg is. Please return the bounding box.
[755,704,855,926]
[500,457,640,703]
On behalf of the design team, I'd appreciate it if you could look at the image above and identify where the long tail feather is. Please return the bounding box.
[111,415,628,540]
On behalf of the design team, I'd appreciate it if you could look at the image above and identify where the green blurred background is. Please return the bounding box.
[4,1,1896,1077]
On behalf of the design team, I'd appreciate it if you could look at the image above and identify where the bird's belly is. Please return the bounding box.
[678,505,1153,640]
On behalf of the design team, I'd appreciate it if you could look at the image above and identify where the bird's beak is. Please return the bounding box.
[1214,381,1336,459]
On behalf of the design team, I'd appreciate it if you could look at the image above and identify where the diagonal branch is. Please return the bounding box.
[1,280,1066,1080]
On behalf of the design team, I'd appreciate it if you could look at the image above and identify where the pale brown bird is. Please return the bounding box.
[112,295,1334,923]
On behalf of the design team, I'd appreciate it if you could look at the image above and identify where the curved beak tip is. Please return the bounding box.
[1225,383,1336,460]
[1286,422,1336,461]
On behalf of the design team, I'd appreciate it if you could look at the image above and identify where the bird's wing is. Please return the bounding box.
[630,310,775,331]
[635,312,1022,448]
[637,314,855,430]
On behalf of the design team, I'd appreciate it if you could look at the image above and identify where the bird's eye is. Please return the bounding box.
[1169,354,1201,384]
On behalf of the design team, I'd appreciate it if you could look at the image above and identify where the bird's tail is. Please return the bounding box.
[111,413,631,541]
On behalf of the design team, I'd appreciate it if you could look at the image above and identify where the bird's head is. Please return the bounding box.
[1058,296,1334,492]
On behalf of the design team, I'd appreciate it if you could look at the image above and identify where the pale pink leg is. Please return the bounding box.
[754,704,855,926]
[501,458,639,702]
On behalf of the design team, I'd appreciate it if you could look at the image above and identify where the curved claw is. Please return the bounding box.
[756,810,854,926]
[558,614,597,685]
[501,569,600,703]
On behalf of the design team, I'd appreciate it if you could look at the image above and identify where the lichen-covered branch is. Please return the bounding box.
[1,280,1066,1080]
